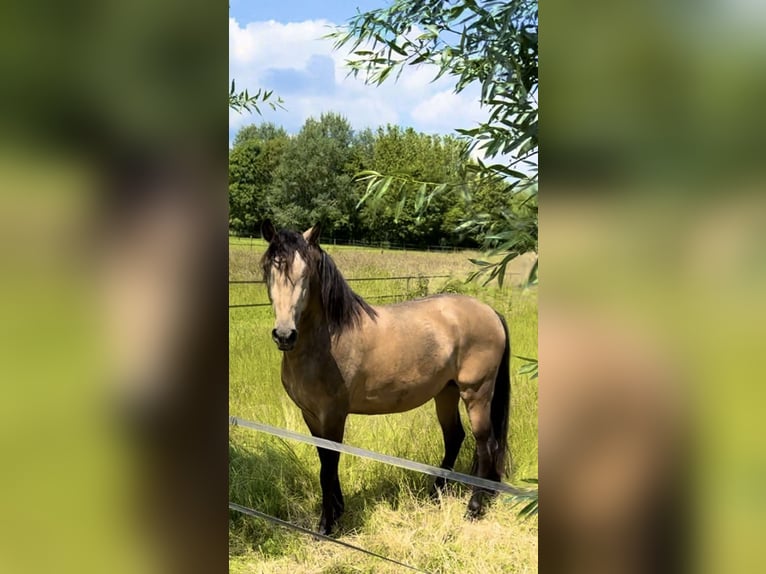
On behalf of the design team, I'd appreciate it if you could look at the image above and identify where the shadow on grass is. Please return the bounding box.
[229,437,317,558]
[336,463,475,535]
[229,434,479,553]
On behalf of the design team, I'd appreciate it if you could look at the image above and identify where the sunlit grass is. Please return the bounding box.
[229,239,537,573]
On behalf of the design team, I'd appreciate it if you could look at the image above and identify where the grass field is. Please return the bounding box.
[229,239,538,573]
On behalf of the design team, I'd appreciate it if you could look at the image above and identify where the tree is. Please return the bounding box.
[229,123,288,236]
[267,113,360,239]
[228,77,287,236]
[331,0,538,284]
[355,125,469,245]
[232,123,287,148]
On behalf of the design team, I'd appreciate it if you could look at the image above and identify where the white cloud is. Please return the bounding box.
[229,106,250,133]
[293,95,400,129]
[411,88,485,131]
[229,18,333,69]
[228,17,491,138]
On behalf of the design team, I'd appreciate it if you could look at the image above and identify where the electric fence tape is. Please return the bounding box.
[230,416,531,497]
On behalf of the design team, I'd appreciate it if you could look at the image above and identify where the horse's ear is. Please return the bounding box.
[303,222,322,246]
[262,219,276,243]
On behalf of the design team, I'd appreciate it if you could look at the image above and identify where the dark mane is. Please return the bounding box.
[261,229,377,335]
[318,250,377,334]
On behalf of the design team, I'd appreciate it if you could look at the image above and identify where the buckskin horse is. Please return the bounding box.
[260,220,510,534]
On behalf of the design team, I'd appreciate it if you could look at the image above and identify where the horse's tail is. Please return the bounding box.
[491,311,512,478]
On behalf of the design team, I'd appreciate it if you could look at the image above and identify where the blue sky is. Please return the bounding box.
[229,1,485,142]
[229,0,385,27]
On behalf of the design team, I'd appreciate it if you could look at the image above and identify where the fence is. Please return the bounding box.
[229,416,535,574]
[229,274,453,309]
[230,235,473,253]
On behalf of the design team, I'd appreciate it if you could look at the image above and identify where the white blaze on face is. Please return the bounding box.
[268,251,310,335]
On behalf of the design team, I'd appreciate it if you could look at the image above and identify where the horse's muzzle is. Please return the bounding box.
[272,328,297,351]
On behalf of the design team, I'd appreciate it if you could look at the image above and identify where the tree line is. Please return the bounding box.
[229,112,511,247]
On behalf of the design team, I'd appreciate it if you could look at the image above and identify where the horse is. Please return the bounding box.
[260,220,511,535]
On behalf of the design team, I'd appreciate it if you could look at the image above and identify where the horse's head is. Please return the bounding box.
[260,219,321,351]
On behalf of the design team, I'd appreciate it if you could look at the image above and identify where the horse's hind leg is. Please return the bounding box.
[431,381,465,497]
[463,390,501,519]
[302,411,347,535]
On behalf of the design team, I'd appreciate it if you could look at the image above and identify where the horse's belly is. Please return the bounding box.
[347,370,450,415]
[349,387,433,414]
[339,312,460,415]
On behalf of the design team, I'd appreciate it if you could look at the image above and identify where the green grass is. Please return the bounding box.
[229,240,538,573]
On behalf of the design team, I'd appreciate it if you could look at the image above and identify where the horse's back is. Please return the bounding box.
[379,293,503,341]
[338,294,506,414]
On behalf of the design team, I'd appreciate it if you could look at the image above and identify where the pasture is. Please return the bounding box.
[229,238,538,573]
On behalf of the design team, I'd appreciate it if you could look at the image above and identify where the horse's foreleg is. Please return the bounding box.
[316,446,344,535]
[302,411,346,535]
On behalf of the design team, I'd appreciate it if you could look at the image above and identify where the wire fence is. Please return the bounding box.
[228,274,450,285]
[229,416,535,574]
[228,274,455,309]
[230,235,473,253]
[229,502,433,573]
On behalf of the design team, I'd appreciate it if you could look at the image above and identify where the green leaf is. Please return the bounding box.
[375,175,394,201]
[353,169,383,181]
[394,193,407,222]
[389,42,409,56]
[525,257,538,288]
[516,356,538,379]
[517,497,538,518]
[413,182,425,213]
[356,175,383,208]
[376,65,393,84]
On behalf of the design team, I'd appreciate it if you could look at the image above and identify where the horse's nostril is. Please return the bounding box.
[272,328,298,346]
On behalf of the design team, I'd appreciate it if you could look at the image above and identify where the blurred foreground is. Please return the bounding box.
[543,0,766,571]
[0,1,227,573]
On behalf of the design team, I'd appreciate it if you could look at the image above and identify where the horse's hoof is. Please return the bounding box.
[465,504,483,520]
[465,491,489,520]
[317,518,334,536]
[318,505,344,536]
[318,512,336,536]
